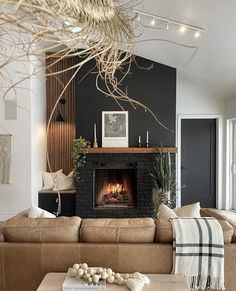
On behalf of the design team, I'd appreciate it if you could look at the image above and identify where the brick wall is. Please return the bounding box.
[76,153,175,218]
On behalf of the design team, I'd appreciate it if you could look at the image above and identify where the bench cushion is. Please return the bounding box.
[156,219,234,244]
[3,216,81,242]
[80,218,156,243]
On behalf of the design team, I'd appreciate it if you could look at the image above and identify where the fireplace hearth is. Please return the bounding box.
[94,163,136,209]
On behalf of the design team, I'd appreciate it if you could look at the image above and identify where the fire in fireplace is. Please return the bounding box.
[94,163,137,209]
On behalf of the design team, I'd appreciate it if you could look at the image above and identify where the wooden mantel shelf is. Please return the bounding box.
[87,147,177,154]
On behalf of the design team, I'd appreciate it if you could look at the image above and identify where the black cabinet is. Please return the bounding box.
[38,190,76,216]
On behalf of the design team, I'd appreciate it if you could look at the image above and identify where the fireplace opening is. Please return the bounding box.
[93,163,137,209]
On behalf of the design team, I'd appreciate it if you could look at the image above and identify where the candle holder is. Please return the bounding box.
[138,136,141,147]
[93,123,98,148]
[146,130,149,147]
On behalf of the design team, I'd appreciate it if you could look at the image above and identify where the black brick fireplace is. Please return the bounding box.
[76,152,175,218]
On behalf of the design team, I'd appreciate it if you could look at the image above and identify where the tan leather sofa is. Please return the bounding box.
[0,209,236,291]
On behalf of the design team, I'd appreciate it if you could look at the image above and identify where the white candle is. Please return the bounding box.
[94,123,97,140]
[146,130,149,143]
[138,136,141,143]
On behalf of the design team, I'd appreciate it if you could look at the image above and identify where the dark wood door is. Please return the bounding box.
[181,119,216,207]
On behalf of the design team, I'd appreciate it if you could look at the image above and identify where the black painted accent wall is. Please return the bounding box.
[75,55,176,147]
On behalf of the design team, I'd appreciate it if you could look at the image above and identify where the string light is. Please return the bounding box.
[194,31,200,39]
[134,9,204,38]
[137,13,141,21]
[150,18,156,26]
[179,26,186,33]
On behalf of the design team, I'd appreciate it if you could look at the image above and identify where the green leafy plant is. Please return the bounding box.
[72,137,90,183]
[149,150,176,212]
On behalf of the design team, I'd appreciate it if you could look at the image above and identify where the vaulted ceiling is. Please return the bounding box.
[134,0,236,99]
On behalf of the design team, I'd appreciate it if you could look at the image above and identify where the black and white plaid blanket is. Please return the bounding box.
[170,217,225,290]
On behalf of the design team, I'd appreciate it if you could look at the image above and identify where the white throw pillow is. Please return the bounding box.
[28,205,56,218]
[42,169,62,190]
[157,203,178,219]
[53,171,75,191]
[174,202,201,217]
[40,210,56,218]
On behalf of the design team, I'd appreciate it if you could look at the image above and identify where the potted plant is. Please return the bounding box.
[149,150,175,214]
[72,136,90,182]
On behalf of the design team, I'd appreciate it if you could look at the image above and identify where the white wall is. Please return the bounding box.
[225,96,236,119]
[30,56,46,207]
[177,79,225,115]
[0,57,46,220]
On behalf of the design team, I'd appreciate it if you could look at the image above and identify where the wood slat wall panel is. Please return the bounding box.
[46,53,76,174]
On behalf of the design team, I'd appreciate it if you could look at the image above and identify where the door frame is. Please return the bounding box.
[176,114,223,208]
[226,118,236,210]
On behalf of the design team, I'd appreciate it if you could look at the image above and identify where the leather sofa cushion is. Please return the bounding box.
[80,218,156,243]
[0,223,5,242]
[201,208,236,242]
[3,216,81,242]
[156,219,234,244]
[6,209,29,221]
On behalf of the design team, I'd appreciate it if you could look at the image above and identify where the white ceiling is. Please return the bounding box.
[133,0,236,99]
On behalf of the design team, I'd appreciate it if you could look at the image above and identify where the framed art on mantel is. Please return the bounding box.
[102,111,128,147]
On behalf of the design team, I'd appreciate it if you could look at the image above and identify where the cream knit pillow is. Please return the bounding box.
[42,169,62,190]
[52,171,75,191]
[157,202,201,219]
[174,202,201,217]
[157,203,178,219]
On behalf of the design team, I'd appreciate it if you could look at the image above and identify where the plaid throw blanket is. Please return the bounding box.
[170,217,225,290]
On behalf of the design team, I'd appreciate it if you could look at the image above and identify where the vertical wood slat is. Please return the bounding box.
[46,53,76,174]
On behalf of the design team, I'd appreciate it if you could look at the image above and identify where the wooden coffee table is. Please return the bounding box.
[37,273,189,291]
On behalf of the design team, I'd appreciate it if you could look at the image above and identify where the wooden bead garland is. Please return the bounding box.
[70,264,125,285]
[69,263,150,291]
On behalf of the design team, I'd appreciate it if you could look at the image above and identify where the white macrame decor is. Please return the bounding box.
[0,134,11,184]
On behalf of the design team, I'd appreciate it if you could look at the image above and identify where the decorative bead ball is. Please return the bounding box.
[97,267,103,274]
[101,271,108,280]
[77,268,84,277]
[69,268,77,277]
[88,278,92,283]
[87,268,95,276]
[107,268,113,275]
[84,273,91,280]
[117,277,124,286]
[73,264,80,270]
[115,273,121,279]
[123,273,130,279]
[107,275,115,284]
[81,263,88,270]
[92,274,100,284]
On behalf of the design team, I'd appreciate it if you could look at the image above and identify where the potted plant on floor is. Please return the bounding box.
[149,150,175,216]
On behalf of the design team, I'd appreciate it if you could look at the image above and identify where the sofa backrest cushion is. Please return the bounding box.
[201,208,236,242]
[0,223,5,242]
[156,219,234,244]
[80,218,156,243]
[3,216,81,242]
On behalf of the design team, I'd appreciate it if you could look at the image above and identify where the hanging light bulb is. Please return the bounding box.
[136,13,141,21]
[179,26,186,33]
[150,18,156,26]
[194,31,200,38]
